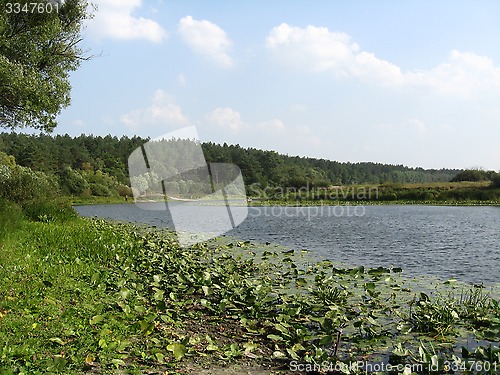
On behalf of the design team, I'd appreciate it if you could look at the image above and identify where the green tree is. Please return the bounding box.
[0,0,93,131]
[58,166,88,194]
[451,169,490,182]
[0,164,59,202]
[492,173,500,188]
[0,150,15,168]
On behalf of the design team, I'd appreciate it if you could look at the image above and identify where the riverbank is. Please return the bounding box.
[70,196,500,207]
[1,212,499,374]
[69,181,500,207]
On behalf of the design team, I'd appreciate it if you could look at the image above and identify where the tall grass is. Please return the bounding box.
[20,198,78,223]
[0,198,24,240]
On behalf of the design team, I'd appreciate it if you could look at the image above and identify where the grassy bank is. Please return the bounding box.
[1,209,499,374]
[69,181,500,207]
[250,181,500,206]
[69,195,133,206]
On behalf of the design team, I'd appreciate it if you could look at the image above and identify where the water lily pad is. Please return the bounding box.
[167,342,187,360]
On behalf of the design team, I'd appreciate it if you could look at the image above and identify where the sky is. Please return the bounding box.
[52,0,500,170]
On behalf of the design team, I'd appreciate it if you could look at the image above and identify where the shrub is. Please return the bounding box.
[91,183,112,197]
[0,151,16,168]
[58,167,89,195]
[422,191,436,200]
[117,184,133,197]
[81,188,93,197]
[480,190,498,201]
[380,192,398,201]
[82,169,120,195]
[0,165,59,203]
[21,198,77,223]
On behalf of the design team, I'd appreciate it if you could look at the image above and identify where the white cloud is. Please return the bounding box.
[121,90,188,129]
[353,51,403,84]
[257,119,285,131]
[406,50,500,95]
[206,107,245,131]
[265,23,402,85]
[88,0,167,43]
[265,23,500,95]
[178,16,234,67]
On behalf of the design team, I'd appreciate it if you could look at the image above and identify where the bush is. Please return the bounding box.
[422,191,436,200]
[21,199,77,223]
[58,167,89,195]
[0,165,59,203]
[81,188,93,197]
[380,192,398,201]
[91,183,112,197]
[480,190,498,201]
[82,169,120,196]
[117,184,133,197]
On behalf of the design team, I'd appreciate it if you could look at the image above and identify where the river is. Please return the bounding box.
[74,203,500,285]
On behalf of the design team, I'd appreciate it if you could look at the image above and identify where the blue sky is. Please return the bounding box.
[54,0,500,170]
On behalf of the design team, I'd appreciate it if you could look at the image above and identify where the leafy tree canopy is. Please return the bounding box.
[492,174,500,188]
[451,169,496,182]
[0,132,463,192]
[0,0,92,131]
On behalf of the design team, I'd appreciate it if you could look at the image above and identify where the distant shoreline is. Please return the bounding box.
[71,197,500,207]
[70,181,500,206]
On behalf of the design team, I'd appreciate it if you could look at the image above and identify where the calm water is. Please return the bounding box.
[74,204,500,284]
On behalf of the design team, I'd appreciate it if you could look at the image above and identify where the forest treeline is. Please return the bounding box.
[0,132,465,198]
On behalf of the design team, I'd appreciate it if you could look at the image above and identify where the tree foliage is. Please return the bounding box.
[451,169,496,183]
[492,173,500,188]
[0,152,59,202]
[0,0,92,131]
[0,132,465,199]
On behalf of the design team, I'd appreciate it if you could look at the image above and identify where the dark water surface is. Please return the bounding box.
[75,204,500,284]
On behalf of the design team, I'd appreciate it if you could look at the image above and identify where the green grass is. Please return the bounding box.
[1,215,499,374]
[0,198,24,239]
[64,181,500,208]
[69,195,133,206]
[249,181,500,206]
[0,219,144,373]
